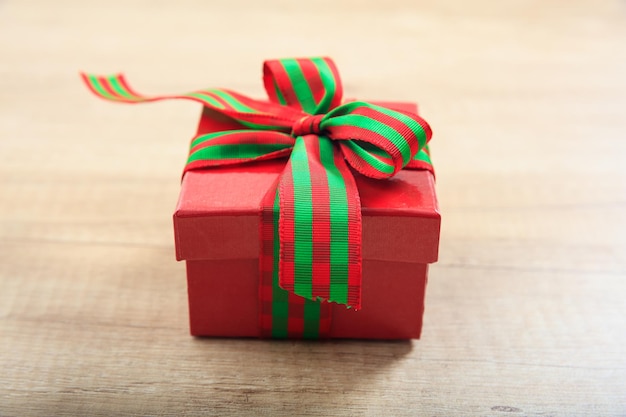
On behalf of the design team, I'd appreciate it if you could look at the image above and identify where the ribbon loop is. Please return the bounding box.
[322,101,431,179]
[263,57,343,114]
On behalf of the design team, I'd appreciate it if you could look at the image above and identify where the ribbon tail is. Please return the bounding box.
[277,135,362,310]
[259,180,332,338]
[80,73,303,131]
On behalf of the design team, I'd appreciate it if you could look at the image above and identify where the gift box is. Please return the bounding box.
[83,57,440,339]
[175,105,440,339]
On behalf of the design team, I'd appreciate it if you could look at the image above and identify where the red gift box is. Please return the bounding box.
[81,57,440,339]
[174,103,441,339]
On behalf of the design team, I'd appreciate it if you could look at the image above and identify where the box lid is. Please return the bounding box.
[174,104,440,264]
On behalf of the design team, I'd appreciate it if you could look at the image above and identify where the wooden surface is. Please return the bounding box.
[1,1,625,415]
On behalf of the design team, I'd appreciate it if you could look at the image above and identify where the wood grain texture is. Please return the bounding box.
[1,0,625,415]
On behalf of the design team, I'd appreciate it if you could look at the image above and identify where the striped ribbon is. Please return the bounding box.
[82,57,433,338]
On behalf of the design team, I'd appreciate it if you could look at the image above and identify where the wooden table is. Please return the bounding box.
[1,1,625,415]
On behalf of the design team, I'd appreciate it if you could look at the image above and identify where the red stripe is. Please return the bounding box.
[263,62,281,104]
[264,61,303,111]
[262,61,278,104]
[259,184,279,337]
[392,109,433,144]
[115,74,146,99]
[287,294,305,336]
[322,58,343,110]
[296,59,325,109]
[80,73,107,99]
[406,159,435,173]
[184,159,235,171]
[183,148,293,172]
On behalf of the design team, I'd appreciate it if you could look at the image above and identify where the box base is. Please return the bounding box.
[186,259,428,339]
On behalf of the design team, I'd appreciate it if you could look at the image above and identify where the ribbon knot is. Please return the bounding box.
[81,57,434,333]
[291,115,324,137]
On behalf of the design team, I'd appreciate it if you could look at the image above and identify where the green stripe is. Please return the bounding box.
[280,59,317,114]
[271,191,289,338]
[108,77,137,100]
[290,137,313,299]
[310,57,337,113]
[325,113,413,167]
[210,90,258,113]
[187,92,226,109]
[87,76,116,100]
[187,143,289,163]
[318,136,349,304]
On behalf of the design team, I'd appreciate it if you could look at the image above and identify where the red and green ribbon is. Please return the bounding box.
[82,57,433,338]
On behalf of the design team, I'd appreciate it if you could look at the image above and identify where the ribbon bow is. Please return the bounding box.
[82,57,432,314]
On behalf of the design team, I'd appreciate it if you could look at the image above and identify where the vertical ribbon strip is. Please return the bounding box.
[82,57,433,337]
